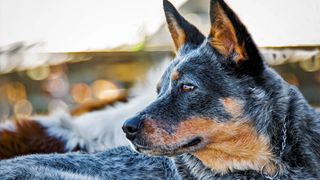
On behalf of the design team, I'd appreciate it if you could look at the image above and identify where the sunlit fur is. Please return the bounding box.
[0,0,319,179]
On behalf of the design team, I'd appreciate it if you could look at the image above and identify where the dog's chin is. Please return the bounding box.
[131,137,205,157]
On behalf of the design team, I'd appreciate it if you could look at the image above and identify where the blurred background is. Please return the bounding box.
[0,0,320,121]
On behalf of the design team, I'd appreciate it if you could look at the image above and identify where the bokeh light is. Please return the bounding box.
[26,66,50,81]
[299,57,320,72]
[92,80,119,100]
[46,77,69,98]
[4,82,27,105]
[14,99,33,118]
[71,83,92,104]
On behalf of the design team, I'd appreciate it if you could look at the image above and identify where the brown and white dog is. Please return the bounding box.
[0,62,169,159]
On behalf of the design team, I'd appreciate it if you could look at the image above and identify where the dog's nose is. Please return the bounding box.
[122,116,144,141]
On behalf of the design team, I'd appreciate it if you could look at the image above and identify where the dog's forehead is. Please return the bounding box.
[177,42,214,61]
[169,44,219,74]
[159,43,222,86]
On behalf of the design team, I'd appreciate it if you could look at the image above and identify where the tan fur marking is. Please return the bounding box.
[0,119,67,160]
[192,121,275,175]
[168,16,186,50]
[143,118,276,175]
[171,70,180,81]
[210,3,247,63]
[221,98,243,118]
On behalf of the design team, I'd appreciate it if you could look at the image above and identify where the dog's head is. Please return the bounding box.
[123,0,275,173]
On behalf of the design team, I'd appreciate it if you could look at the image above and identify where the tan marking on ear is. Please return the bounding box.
[171,70,180,81]
[210,3,247,63]
[221,98,243,118]
[0,119,67,159]
[167,17,187,50]
[143,118,275,175]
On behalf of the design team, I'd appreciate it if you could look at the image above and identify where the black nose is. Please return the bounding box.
[122,116,144,141]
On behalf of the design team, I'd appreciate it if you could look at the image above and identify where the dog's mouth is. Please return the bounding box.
[131,137,204,156]
[181,137,202,148]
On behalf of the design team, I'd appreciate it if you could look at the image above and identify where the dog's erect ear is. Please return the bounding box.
[209,0,261,64]
[163,0,205,51]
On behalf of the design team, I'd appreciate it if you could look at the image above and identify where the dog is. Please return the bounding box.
[121,0,320,178]
[0,61,168,159]
[0,0,319,179]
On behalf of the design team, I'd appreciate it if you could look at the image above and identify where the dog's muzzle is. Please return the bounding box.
[122,116,144,141]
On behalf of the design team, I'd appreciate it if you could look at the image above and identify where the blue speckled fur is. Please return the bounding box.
[1,0,320,179]
[0,146,180,180]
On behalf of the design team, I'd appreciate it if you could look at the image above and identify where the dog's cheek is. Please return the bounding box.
[220,97,244,119]
[192,122,274,174]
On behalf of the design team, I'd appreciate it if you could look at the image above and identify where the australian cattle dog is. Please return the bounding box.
[0,0,319,179]
[122,0,320,178]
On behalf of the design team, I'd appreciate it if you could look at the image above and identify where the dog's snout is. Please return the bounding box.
[122,116,144,141]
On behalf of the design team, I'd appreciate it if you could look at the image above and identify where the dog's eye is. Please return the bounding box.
[181,84,195,92]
